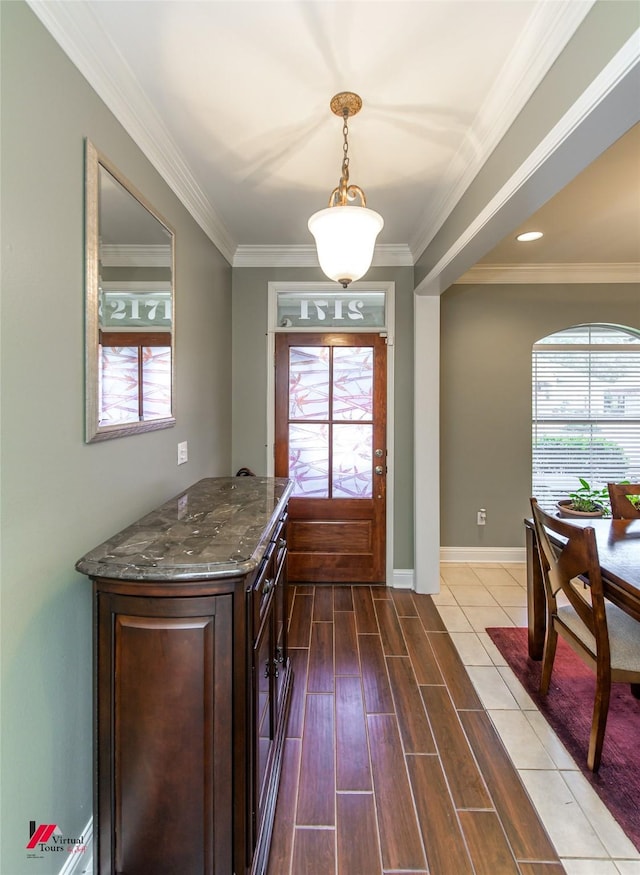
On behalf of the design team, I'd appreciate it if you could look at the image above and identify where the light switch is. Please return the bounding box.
[177,441,188,465]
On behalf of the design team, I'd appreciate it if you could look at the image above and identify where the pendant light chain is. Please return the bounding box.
[342,110,350,187]
[338,109,351,204]
[335,108,366,207]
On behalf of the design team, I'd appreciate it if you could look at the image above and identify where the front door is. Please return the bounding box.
[275,332,387,584]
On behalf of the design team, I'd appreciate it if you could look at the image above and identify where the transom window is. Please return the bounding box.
[532,324,640,508]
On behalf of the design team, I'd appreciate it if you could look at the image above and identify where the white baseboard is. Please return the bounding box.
[391,568,415,589]
[440,547,526,564]
[58,817,93,875]
[390,551,526,589]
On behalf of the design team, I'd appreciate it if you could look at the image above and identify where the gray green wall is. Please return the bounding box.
[440,283,640,548]
[231,266,415,569]
[0,4,232,873]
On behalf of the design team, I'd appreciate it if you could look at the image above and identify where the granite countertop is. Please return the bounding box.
[75,476,293,581]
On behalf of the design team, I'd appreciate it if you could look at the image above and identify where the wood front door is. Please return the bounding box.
[275,332,387,584]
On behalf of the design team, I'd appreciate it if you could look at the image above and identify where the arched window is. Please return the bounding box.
[532,324,640,508]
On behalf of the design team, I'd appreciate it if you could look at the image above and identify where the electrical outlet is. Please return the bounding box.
[177,441,188,465]
[477,508,487,526]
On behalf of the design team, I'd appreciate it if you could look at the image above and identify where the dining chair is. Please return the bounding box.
[530,497,640,771]
[607,482,640,519]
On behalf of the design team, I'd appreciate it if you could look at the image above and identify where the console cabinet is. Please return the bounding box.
[76,477,293,875]
[248,510,289,874]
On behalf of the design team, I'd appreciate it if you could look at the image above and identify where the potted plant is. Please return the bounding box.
[556,478,610,518]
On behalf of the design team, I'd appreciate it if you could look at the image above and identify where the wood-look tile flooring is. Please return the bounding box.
[267,582,564,875]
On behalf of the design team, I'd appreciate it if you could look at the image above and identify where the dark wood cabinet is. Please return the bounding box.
[247,514,291,875]
[76,478,293,875]
[96,592,235,874]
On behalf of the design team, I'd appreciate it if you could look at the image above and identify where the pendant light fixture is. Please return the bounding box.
[308,92,383,288]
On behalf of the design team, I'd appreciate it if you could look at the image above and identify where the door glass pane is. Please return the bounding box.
[289,423,329,497]
[142,347,172,419]
[289,347,330,420]
[333,347,373,421]
[99,346,140,424]
[333,423,373,498]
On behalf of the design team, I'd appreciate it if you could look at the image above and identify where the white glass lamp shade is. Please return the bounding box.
[308,205,384,286]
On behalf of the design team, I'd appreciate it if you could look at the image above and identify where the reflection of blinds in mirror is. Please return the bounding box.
[532,325,640,509]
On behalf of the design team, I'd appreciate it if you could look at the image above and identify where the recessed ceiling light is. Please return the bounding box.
[516,231,543,242]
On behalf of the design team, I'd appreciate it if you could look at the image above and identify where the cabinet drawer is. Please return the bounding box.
[253,547,275,627]
[252,517,287,630]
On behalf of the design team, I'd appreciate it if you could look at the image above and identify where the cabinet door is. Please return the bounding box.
[273,552,288,714]
[248,515,293,875]
[251,599,275,851]
[96,593,234,875]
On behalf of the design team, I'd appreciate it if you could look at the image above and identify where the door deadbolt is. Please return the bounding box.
[375,448,384,457]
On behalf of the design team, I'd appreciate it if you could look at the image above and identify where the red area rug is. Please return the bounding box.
[486,626,640,851]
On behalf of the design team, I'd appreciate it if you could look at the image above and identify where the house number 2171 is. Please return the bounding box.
[299,299,364,321]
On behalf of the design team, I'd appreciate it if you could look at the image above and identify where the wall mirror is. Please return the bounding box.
[85,139,175,442]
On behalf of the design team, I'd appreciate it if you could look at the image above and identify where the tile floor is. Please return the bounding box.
[435,562,640,875]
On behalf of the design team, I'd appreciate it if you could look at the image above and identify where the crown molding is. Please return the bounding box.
[409,0,595,259]
[233,245,318,268]
[232,243,413,269]
[27,0,236,265]
[456,262,640,285]
[100,244,171,268]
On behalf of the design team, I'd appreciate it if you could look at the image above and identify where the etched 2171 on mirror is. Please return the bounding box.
[85,139,175,442]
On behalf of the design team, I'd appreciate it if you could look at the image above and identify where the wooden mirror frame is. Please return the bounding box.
[85,139,176,442]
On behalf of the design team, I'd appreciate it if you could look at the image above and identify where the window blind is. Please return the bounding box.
[532,325,640,510]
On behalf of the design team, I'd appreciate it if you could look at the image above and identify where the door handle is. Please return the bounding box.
[375,465,384,475]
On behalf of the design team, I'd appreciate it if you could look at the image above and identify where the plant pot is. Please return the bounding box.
[555,499,604,519]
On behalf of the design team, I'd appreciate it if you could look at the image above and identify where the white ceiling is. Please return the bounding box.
[479,120,640,266]
[29,0,640,277]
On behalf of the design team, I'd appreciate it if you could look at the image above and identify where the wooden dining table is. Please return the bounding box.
[525,516,640,660]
